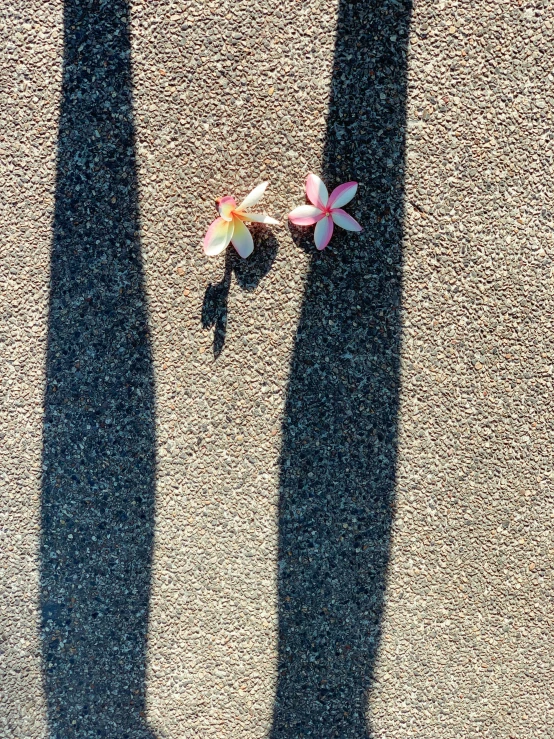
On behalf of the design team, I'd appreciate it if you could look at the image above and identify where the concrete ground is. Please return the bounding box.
[1,0,553,738]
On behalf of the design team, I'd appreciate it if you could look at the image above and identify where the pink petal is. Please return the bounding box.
[288,204,325,226]
[203,217,234,256]
[240,212,280,225]
[314,215,334,251]
[231,217,254,258]
[331,208,362,232]
[328,181,358,210]
[305,174,329,209]
[237,181,269,211]
[218,195,237,221]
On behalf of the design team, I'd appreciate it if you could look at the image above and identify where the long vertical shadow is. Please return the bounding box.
[272,0,411,736]
[40,1,156,736]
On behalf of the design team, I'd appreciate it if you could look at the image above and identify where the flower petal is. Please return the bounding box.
[331,208,362,232]
[328,181,358,210]
[203,217,234,256]
[218,195,237,221]
[305,173,329,209]
[240,212,280,225]
[288,204,325,226]
[237,181,269,211]
[231,217,254,258]
[314,215,334,251]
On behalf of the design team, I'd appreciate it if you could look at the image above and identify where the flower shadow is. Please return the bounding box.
[201,225,278,357]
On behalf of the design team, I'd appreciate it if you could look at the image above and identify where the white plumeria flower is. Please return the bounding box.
[203,182,279,259]
[288,173,362,251]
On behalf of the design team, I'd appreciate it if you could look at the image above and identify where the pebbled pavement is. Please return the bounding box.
[0,0,553,738]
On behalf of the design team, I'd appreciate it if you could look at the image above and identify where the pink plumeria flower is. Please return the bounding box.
[288,173,362,251]
[203,181,279,259]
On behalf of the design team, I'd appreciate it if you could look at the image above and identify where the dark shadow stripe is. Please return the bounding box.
[40,1,156,737]
[272,0,412,736]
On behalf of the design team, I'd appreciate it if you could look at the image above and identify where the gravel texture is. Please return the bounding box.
[1,0,553,738]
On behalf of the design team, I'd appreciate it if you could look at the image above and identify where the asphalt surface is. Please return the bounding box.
[1,0,553,738]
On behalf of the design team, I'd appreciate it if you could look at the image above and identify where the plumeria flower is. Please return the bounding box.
[203,182,279,259]
[288,173,362,251]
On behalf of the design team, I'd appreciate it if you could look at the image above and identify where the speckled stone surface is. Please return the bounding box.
[0,0,553,738]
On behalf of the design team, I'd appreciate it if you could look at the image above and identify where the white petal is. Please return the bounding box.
[237,181,269,211]
[331,208,362,232]
[231,217,254,258]
[328,181,358,209]
[314,215,334,251]
[306,173,329,209]
[203,217,234,256]
[240,212,280,225]
[288,204,325,226]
